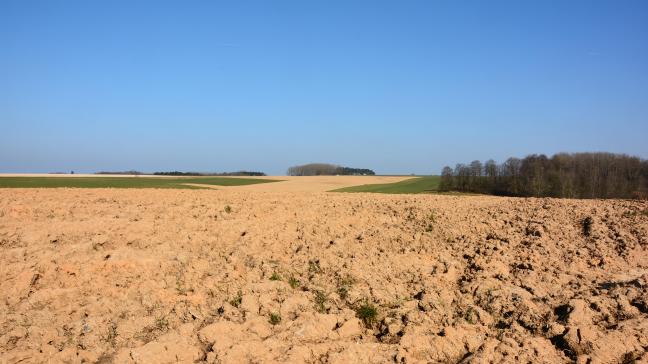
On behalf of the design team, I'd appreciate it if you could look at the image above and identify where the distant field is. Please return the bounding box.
[331,176,440,194]
[0,176,279,189]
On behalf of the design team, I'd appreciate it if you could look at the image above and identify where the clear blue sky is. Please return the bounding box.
[1,1,647,175]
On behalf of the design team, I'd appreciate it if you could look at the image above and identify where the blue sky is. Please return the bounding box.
[1,0,647,175]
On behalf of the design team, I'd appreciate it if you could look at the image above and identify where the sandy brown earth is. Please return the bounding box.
[1,187,647,363]
[208,176,412,192]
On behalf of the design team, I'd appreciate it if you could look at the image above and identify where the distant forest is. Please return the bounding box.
[287,163,375,176]
[95,170,143,175]
[439,152,648,199]
[95,170,266,176]
[153,171,266,176]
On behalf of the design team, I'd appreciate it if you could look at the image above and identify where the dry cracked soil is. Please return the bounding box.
[1,188,647,363]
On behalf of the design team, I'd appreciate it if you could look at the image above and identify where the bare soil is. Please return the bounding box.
[1,187,647,363]
[211,176,412,192]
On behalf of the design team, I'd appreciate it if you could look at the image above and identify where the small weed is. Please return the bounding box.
[269,313,281,325]
[270,272,281,281]
[154,316,169,331]
[337,277,354,300]
[104,322,118,347]
[288,276,300,289]
[582,216,593,237]
[428,211,436,222]
[224,205,232,213]
[145,302,160,315]
[464,307,476,324]
[62,324,75,346]
[229,291,243,308]
[175,279,187,295]
[425,224,434,232]
[338,285,349,300]
[356,301,378,328]
[314,290,328,313]
[308,260,322,275]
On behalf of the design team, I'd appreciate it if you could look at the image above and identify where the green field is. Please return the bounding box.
[0,176,279,189]
[331,176,441,194]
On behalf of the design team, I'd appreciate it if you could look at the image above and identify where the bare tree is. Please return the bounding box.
[439,166,454,191]
[438,152,647,199]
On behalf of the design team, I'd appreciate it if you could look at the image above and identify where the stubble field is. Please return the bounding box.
[1,180,647,363]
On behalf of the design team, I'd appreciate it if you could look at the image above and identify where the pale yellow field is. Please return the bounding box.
[215,176,411,192]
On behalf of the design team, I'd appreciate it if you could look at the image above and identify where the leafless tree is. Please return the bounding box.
[439,152,647,199]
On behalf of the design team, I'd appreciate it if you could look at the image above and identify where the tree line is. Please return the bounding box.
[439,152,648,199]
[154,171,266,176]
[95,170,143,175]
[287,163,375,176]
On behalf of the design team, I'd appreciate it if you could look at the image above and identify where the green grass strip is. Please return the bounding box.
[0,176,279,189]
[330,176,440,194]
